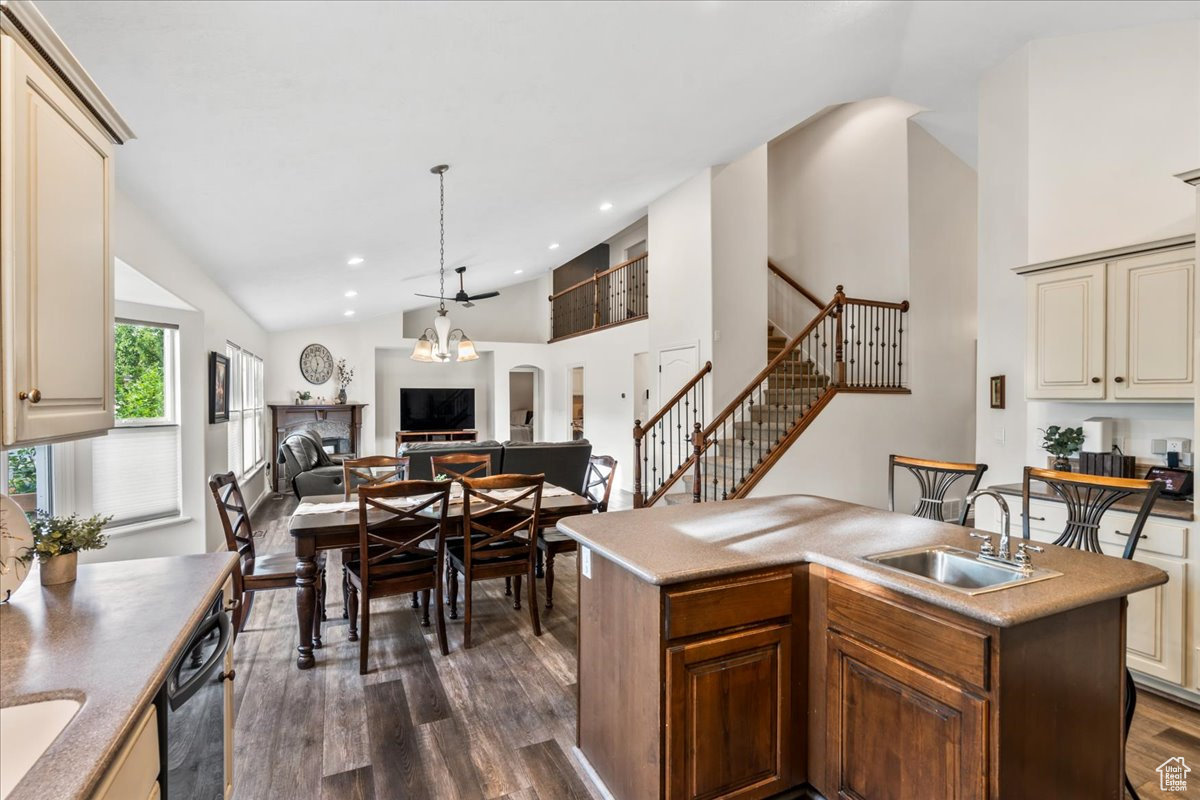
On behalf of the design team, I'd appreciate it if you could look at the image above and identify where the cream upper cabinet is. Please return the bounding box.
[1110,248,1195,399]
[1023,240,1196,401]
[0,2,133,446]
[1026,263,1107,399]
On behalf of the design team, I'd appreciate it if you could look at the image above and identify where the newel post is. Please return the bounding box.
[633,420,644,509]
[691,422,703,504]
[833,284,847,387]
[592,275,602,330]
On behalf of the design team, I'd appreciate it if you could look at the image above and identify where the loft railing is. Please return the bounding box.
[633,285,910,507]
[631,361,711,508]
[549,253,648,342]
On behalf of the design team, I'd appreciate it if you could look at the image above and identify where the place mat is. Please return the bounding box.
[291,483,576,516]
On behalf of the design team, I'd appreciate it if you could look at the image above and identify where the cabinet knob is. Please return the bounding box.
[17,389,41,403]
[219,669,236,682]
[1114,376,1125,383]
[1091,377,1101,384]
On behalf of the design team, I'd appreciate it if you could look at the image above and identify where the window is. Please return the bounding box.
[226,342,265,478]
[2,445,52,518]
[91,321,181,526]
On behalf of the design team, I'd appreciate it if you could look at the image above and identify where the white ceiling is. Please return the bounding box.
[37,0,1200,331]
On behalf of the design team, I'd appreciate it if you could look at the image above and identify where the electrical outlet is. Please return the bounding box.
[1167,438,1192,454]
[581,546,592,579]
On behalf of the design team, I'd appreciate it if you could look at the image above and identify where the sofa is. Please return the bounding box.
[398,439,593,493]
[278,429,349,498]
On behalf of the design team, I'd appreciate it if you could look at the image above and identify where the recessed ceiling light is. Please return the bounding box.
[344,289,358,298]
[599,202,613,212]
[514,269,524,275]
[548,243,560,250]
[344,310,355,317]
[347,256,364,266]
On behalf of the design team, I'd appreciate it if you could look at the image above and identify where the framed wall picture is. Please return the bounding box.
[989,375,1005,409]
[210,351,230,423]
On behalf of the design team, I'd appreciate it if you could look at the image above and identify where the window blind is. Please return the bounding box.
[92,426,181,525]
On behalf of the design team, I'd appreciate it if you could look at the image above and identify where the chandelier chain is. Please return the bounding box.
[438,169,446,311]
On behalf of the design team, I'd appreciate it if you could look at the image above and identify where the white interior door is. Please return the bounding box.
[657,344,699,412]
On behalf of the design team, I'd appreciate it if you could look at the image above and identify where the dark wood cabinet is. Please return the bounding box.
[826,631,987,800]
[666,623,792,800]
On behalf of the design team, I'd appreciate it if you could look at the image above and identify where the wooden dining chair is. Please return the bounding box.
[431,452,491,480]
[208,471,327,634]
[345,480,451,673]
[537,455,616,609]
[1023,466,1162,800]
[339,456,412,619]
[447,474,545,648]
[889,454,988,525]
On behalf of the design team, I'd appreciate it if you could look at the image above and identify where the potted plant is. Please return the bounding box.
[20,511,111,586]
[334,359,354,405]
[1039,425,1085,472]
[296,390,313,405]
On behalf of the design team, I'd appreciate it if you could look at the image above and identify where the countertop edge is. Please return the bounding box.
[4,553,238,800]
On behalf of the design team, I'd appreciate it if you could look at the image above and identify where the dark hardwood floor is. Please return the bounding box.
[233,493,1200,800]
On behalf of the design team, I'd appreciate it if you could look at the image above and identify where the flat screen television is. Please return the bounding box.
[400,387,476,432]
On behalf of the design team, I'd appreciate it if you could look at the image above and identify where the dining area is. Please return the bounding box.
[208,449,615,673]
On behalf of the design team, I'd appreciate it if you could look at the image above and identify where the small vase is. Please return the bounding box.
[40,552,78,586]
[336,388,347,405]
[1053,456,1071,472]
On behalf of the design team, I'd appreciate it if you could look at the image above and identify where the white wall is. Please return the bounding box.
[648,169,713,388]
[401,274,552,343]
[605,216,649,267]
[753,98,978,509]
[769,99,918,302]
[976,23,1200,485]
[102,192,270,557]
[711,145,769,404]
[376,349,495,443]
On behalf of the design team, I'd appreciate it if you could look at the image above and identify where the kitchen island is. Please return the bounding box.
[558,495,1167,800]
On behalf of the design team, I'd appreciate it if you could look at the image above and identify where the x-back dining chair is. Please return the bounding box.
[1022,466,1163,800]
[889,454,988,526]
[448,473,545,648]
[340,456,410,619]
[209,471,326,634]
[345,480,451,673]
[431,452,491,480]
[537,454,617,609]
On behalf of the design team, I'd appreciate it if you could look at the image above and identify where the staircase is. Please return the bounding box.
[633,280,909,508]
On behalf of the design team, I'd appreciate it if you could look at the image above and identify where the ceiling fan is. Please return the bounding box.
[416,265,500,308]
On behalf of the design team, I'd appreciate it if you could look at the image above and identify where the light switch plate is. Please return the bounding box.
[581,546,592,579]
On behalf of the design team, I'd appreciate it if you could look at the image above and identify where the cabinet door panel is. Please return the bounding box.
[666,624,791,800]
[1098,543,1186,685]
[1111,248,1195,399]
[2,38,114,444]
[1026,263,1106,399]
[827,633,987,800]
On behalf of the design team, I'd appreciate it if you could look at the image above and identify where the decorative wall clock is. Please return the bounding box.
[300,343,334,384]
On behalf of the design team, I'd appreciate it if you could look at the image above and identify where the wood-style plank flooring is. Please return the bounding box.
[234,493,1200,800]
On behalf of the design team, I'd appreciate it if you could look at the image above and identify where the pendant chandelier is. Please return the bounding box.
[410,164,479,363]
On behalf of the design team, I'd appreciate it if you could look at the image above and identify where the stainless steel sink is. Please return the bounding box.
[865,545,1061,595]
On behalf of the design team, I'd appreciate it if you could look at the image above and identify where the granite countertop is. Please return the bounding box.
[988,481,1194,521]
[557,495,1167,628]
[0,552,237,800]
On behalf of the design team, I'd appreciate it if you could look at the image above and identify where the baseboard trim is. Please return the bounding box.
[570,747,616,800]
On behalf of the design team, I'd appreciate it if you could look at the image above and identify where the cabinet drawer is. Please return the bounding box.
[665,569,792,641]
[1099,516,1187,559]
[827,580,990,690]
[91,704,158,800]
[1020,501,1068,538]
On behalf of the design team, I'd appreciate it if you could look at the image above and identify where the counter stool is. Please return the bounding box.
[889,454,988,525]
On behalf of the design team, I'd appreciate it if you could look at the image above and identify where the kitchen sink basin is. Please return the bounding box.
[864,545,1061,595]
[0,698,82,798]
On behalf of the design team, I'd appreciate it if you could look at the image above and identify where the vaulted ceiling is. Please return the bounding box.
[38,0,1200,330]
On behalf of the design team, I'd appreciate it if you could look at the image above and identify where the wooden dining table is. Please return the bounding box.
[287,487,596,669]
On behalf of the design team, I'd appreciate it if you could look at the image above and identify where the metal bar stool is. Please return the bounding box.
[888,455,988,525]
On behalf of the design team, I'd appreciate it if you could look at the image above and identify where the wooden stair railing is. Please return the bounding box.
[768,259,823,310]
[633,286,910,508]
[632,361,712,508]
[549,253,649,341]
